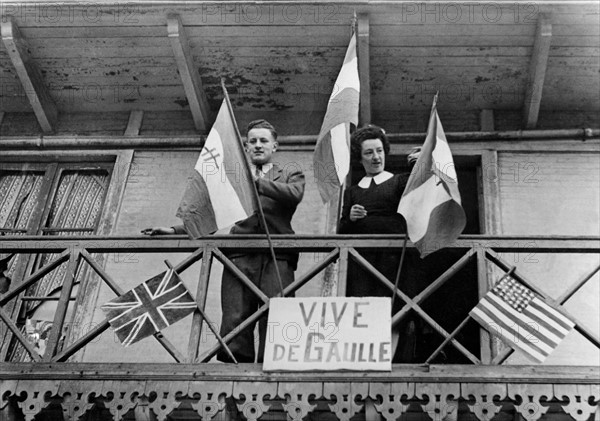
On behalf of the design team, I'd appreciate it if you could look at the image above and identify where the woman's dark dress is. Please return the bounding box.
[339,173,424,362]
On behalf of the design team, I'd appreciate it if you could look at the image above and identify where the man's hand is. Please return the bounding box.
[349,204,367,222]
[141,227,175,236]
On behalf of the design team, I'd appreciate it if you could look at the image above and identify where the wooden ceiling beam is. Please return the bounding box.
[1,19,57,133]
[124,110,144,136]
[522,14,552,130]
[167,14,210,133]
[357,14,371,126]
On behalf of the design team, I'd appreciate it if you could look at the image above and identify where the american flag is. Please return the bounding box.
[101,269,197,346]
[470,274,574,363]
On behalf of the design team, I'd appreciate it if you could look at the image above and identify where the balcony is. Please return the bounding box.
[1,235,598,421]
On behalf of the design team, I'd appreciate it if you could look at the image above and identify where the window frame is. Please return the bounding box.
[0,149,134,361]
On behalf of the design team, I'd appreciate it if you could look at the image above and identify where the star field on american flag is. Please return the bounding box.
[101,269,197,346]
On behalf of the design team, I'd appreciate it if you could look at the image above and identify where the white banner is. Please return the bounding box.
[263,297,392,371]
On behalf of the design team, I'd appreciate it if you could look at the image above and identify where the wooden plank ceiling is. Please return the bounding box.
[0,1,598,135]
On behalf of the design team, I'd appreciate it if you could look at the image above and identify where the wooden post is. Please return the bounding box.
[478,150,502,362]
[480,150,502,236]
[357,14,371,126]
[43,250,81,361]
[167,14,211,132]
[476,249,493,363]
[187,246,213,362]
[523,13,552,129]
[336,247,349,297]
[1,19,57,133]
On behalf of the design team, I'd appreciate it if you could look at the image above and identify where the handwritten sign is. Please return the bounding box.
[263,297,391,371]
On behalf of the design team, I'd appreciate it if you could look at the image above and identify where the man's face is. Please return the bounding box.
[246,128,278,165]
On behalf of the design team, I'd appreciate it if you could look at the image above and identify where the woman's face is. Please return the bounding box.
[360,138,385,176]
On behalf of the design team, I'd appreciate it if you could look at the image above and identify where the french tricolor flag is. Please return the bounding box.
[176,99,256,237]
[313,33,360,203]
[398,96,466,257]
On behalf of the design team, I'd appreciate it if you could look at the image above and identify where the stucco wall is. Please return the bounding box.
[82,148,330,362]
[497,152,600,365]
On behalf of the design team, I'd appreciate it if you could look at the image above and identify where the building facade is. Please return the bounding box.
[0,1,598,420]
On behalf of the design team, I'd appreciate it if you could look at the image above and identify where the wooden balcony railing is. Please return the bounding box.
[0,235,599,421]
[0,234,598,365]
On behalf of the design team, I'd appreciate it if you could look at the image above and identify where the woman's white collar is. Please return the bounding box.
[358,171,393,188]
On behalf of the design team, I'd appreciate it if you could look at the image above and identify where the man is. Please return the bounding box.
[143,119,305,363]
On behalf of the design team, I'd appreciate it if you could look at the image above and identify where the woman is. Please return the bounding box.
[339,125,423,362]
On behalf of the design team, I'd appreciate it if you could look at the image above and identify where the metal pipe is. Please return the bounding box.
[0,128,598,150]
[0,0,595,6]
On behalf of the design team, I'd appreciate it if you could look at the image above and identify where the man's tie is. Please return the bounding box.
[254,164,263,178]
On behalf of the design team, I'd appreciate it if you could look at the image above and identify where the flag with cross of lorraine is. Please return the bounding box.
[176,98,257,237]
[101,269,197,346]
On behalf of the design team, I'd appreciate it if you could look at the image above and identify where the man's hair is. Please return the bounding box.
[350,125,390,162]
[247,119,277,140]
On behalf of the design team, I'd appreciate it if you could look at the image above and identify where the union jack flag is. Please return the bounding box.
[101,269,197,346]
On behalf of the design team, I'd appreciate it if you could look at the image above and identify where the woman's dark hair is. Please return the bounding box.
[247,119,277,140]
[350,125,390,162]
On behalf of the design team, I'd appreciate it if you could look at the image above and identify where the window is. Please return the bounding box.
[0,160,113,360]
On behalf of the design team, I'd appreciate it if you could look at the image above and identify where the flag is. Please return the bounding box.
[101,269,197,347]
[176,99,256,237]
[313,33,360,203]
[397,96,466,257]
[470,274,575,363]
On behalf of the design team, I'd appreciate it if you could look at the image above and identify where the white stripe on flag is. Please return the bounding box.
[141,284,170,326]
[432,120,459,186]
[525,298,573,337]
[108,300,141,323]
[330,123,350,184]
[330,36,359,100]
[531,297,575,332]
[485,293,560,349]
[154,269,172,296]
[470,306,546,363]
[398,175,453,242]
[103,301,139,308]
[478,299,553,356]
[196,130,248,229]
[157,291,193,308]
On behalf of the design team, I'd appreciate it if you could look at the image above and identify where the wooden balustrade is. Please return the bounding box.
[0,235,598,364]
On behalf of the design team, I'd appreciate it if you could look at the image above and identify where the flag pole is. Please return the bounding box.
[220,79,285,297]
[392,93,439,312]
[390,235,408,310]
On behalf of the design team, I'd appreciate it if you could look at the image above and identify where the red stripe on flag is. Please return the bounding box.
[471,301,548,363]
[177,172,218,237]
